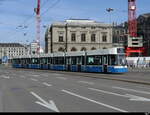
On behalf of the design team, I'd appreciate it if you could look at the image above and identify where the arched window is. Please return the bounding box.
[71,47,77,52]
[103,47,107,49]
[91,47,96,50]
[58,47,64,52]
[81,47,87,51]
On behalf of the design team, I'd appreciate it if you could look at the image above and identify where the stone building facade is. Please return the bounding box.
[112,23,128,47]
[137,13,150,56]
[45,19,113,53]
[0,43,28,63]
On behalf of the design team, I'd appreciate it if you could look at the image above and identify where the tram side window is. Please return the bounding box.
[66,57,71,65]
[110,55,117,65]
[95,56,102,65]
[53,57,64,65]
[82,56,85,65]
[21,59,25,65]
[103,55,108,65]
[86,56,102,65]
[71,57,77,65]
[87,57,94,65]
[28,58,31,64]
[41,58,48,64]
[59,57,64,65]
[32,58,39,64]
[77,56,82,65]
[118,55,126,66]
[13,59,19,64]
[48,58,51,64]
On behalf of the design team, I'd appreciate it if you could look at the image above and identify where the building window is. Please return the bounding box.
[91,34,96,42]
[71,47,77,52]
[81,33,86,42]
[58,47,64,52]
[102,34,107,42]
[71,33,76,42]
[91,27,96,29]
[81,27,86,29]
[103,47,107,49]
[132,43,139,45]
[59,36,63,42]
[81,47,87,51]
[91,47,96,50]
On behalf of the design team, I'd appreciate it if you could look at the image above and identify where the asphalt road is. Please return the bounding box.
[0,66,150,112]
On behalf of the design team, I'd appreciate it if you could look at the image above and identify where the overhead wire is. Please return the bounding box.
[23,0,61,40]
[1,0,61,43]
[4,0,49,43]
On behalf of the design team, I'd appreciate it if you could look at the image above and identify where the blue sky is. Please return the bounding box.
[0,0,149,48]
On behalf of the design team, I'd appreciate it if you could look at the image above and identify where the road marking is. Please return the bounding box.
[20,76,25,78]
[56,77,67,80]
[78,81,94,85]
[136,86,150,90]
[88,88,150,102]
[113,86,150,95]
[30,92,59,112]
[1,75,10,79]
[53,74,62,76]
[61,89,127,112]
[89,88,126,97]
[31,75,40,78]
[42,82,52,87]
[30,78,38,82]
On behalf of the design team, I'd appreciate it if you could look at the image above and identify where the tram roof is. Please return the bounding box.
[66,51,85,57]
[12,47,124,59]
[86,48,118,56]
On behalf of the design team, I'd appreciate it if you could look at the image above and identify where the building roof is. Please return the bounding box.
[139,13,150,18]
[0,43,24,47]
[52,19,111,27]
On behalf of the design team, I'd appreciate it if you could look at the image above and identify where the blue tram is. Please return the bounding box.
[12,47,128,73]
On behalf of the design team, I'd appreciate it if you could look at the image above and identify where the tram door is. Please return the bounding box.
[103,55,108,73]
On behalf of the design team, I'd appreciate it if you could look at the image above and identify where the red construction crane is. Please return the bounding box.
[34,0,41,54]
[128,0,137,37]
[126,0,145,57]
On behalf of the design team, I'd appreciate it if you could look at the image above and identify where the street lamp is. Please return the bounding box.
[106,8,114,47]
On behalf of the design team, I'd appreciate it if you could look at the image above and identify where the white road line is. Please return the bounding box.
[30,78,38,82]
[78,81,94,85]
[113,86,150,95]
[42,82,52,87]
[1,75,10,79]
[56,77,67,80]
[88,88,126,97]
[53,74,62,76]
[136,86,150,90]
[61,90,128,112]
[31,75,40,78]
[20,76,25,78]
[88,88,150,102]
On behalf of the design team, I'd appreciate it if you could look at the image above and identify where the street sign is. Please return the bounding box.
[2,56,8,63]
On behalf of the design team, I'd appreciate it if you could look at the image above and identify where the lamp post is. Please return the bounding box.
[106,8,114,47]
[65,23,68,53]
